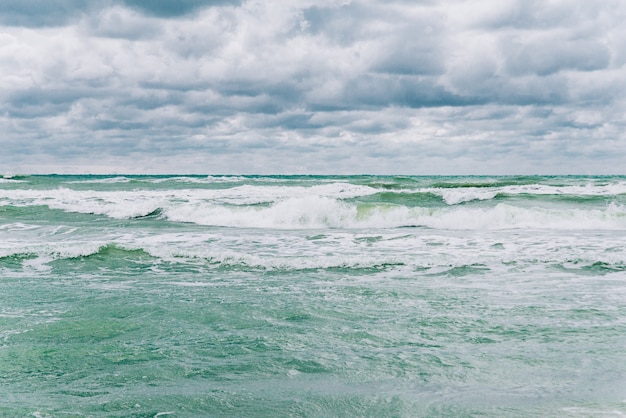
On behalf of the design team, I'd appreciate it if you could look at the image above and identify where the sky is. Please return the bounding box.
[1,0,625,174]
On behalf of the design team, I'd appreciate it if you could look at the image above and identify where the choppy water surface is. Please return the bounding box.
[1,175,626,416]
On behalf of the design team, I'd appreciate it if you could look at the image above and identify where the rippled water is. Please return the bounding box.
[1,175,626,416]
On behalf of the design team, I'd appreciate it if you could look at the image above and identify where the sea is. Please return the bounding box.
[1,174,625,417]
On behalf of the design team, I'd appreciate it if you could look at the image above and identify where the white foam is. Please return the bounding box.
[66,176,131,184]
[561,406,626,417]
[164,196,359,228]
[148,176,238,184]
[0,223,41,231]
[0,187,164,218]
[123,228,626,272]
[411,202,626,230]
[426,182,626,205]
[0,239,109,260]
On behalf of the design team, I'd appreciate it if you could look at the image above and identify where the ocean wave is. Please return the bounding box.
[159,199,626,230]
[0,223,41,231]
[3,229,626,275]
[425,182,626,205]
[0,183,377,217]
[2,173,29,180]
[4,241,626,276]
[0,241,499,272]
[147,175,347,184]
[65,176,132,184]
[556,260,626,275]
[0,241,408,272]
[2,181,626,230]
[148,175,249,184]
[2,189,626,230]
[0,241,106,261]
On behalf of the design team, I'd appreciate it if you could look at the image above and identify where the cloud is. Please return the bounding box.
[0,0,625,174]
[85,6,162,40]
[0,0,92,27]
[121,0,243,17]
[503,36,611,76]
[0,0,243,27]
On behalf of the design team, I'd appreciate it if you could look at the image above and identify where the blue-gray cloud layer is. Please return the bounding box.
[1,0,625,174]
[0,1,243,26]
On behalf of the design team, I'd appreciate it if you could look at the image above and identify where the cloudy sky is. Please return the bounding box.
[1,0,625,174]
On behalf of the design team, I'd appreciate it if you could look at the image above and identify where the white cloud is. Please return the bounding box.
[0,0,625,174]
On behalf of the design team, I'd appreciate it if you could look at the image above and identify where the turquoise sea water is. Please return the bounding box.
[1,175,626,417]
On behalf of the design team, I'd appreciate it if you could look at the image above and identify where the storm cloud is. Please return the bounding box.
[1,0,625,174]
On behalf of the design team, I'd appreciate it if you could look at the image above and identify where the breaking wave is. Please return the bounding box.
[1,192,626,231]
[2,178,626,230]
[3,235,626,276]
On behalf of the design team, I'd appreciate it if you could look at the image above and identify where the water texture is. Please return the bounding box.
[1,175,625,417]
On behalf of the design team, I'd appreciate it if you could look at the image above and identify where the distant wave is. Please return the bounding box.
[424,182,626,205]
[149,175,250,184]
[66,176,132,184]
[2,173,29,180]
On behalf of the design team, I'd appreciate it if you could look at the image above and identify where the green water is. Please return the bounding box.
[1,175,626,416]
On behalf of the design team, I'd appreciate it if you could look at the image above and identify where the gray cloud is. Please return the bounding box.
[504,37,611,76]
[1,0,625,174]
[0,0,242,27]
[121,0,242,17]
[0,0,92,27]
